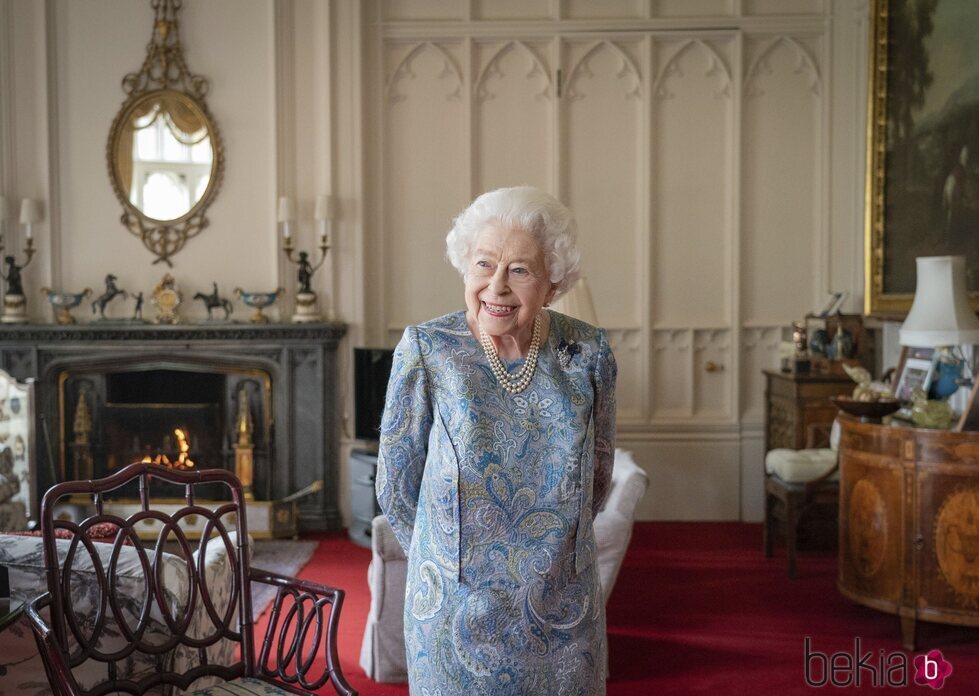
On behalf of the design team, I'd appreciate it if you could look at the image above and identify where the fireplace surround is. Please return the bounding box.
[0,322,346,531]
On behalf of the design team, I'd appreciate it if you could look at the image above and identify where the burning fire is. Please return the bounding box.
[141,428,195,470]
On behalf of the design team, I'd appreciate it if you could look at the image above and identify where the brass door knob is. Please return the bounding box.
[704,361,723,372]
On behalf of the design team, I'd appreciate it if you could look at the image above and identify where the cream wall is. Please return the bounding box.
[0,0,873,524]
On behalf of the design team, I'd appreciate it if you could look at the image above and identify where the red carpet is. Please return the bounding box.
[259,523,979,694]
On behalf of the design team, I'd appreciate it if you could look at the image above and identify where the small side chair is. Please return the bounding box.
[25,461,356,695]
[763,420,840,578]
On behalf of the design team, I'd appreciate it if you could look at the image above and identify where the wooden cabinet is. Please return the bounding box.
[838,418,979,650]
[763,370,854,451]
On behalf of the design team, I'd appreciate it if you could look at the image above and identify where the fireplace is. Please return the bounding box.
[64,366,271,497]
[0,323,345,531]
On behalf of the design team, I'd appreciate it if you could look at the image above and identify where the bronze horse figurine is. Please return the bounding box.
[92,274,128,319]
[194,282,233,320]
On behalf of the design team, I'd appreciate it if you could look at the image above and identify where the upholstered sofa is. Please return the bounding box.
[0,532,248,695]
[359,448,649,683]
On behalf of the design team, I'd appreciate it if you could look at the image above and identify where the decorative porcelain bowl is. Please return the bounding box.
[41,287,91,325]
[234,287,284,324]
[831,396,900,423]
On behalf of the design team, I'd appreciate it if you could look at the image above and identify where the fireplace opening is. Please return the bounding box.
[102,370,224,474]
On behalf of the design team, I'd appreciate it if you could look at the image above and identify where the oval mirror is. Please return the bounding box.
[110,90,216,223]
[106,0,223,266]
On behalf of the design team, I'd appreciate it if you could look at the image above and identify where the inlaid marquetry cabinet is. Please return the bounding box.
[838,418,979,650]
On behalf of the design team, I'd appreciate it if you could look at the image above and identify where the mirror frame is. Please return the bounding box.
[105,0,224,266]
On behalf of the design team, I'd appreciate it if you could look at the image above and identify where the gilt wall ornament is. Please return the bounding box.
[106,0,224,266]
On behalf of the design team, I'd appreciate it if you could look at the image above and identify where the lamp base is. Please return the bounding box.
[291,291,322,323]
[1,294,28,324]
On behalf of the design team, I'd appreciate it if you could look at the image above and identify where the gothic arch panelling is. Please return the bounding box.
[744,35,821,98]
[653,39,732,100]
[474,40,551,102]
[563,39,643,330]
[473,40,552,192]
[651,37,734,329]
[565,40,641,101]
[383,40,468,326]
[741,34,823,327]
[385,41,465,104]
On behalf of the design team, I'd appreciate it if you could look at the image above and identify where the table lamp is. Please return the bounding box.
[899,256,979,400]
[552,276,599,326]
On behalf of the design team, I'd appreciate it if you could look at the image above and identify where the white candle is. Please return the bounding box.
[277,196,295,223]
[20,198,40,239]
[314,194,336,221]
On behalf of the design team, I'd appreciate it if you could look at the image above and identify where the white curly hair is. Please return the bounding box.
[445,186,582,301]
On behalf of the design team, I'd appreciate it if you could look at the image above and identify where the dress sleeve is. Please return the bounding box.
[592,329,617,515]
[376,325,434,556]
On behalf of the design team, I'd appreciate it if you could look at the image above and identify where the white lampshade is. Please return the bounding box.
[552,276,599,326]
[277,196,295,223]
[900,256,979,346]
[19,198,41,224]
[314,194,337,221]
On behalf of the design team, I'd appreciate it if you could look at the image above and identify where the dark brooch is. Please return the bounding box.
[557,338,581,368]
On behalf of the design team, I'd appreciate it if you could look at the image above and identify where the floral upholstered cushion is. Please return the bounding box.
[0,532,246,696]
[188,676,297,695]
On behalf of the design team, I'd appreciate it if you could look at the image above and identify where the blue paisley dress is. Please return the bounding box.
[376,309,617,695]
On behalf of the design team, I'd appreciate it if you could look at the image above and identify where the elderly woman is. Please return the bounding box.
[376,186,616,694]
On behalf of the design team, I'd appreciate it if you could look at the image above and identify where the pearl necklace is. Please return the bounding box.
[479,313,542,394]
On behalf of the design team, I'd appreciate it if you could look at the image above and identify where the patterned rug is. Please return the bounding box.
[249,539,319,619]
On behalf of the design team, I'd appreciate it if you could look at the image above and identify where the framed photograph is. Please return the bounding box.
[894,347,936,402]
[865,0,979,317]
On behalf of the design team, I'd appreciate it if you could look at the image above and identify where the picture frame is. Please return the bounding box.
[865,0,979,317]
[893,347,936,403]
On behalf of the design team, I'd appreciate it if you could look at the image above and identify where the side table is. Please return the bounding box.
[349,448,382,548]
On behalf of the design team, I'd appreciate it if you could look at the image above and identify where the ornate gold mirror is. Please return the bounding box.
[107,0,223,266]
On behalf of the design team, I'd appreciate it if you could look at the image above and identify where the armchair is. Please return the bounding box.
[24,462,356,695]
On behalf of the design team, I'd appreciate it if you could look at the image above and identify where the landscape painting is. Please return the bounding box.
[867,0,979,316]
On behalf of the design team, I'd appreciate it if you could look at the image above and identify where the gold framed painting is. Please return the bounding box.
[865,0,979,317]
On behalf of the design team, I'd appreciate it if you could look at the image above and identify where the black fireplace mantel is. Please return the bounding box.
[0,321,347,532]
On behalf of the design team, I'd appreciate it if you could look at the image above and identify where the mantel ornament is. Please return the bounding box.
[106,0,224,266]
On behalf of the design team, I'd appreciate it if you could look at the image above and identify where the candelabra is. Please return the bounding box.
[278,194,336,323]
[0,197,40,324]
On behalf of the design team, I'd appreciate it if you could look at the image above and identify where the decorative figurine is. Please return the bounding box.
[92,274,128,320]
[193,282,233,321]
[41,287,92,325]
[278,193,336,323]
[0,199,38,324]
[132,291,144,321]
[791,320,811,374]
[234,287,284,324]
[151,273,182,324]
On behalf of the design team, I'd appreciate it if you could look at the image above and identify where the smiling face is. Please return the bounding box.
[464,223,556,347]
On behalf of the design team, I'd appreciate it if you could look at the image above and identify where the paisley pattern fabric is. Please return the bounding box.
[377,310,616,695]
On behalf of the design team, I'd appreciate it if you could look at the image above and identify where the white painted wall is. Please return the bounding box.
[0,0,876,524]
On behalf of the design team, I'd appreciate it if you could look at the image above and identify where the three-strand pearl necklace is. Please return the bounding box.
[479,313,542,394]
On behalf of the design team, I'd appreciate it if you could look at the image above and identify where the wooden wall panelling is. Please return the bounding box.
[652,328,692,419]
[562,38,642,328]
[383,41,468,326]
[741,34,823,326]
[473,40,552,194]
[740,325,783,421]
[693,328,732,419]
[651,36,733,329]
[607,328,644,423]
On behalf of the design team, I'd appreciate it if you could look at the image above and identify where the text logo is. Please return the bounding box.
[913,650,953,690]
[804,637,953,689]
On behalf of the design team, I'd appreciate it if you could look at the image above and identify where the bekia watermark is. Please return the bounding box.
[804,637,953,689]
